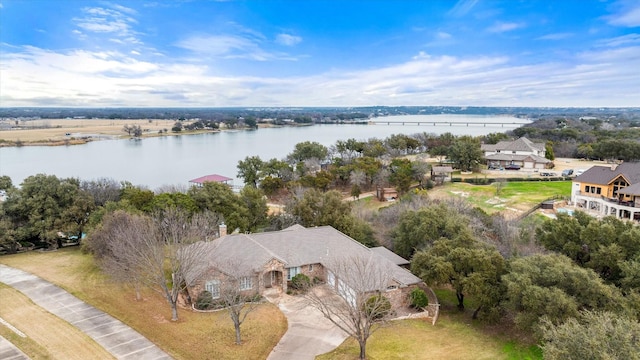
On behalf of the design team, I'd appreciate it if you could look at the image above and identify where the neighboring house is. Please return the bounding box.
[431,166,453,185]
[481,137,551,170]
[376,187,399,202]
[186,225,424,310]
[189,174,233,187]
[571,162,640,222]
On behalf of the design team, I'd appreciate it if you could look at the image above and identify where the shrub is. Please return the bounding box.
[195,291,213,310]
[364,294,391,320]
[409,288,428,309]
[290,273,311,290]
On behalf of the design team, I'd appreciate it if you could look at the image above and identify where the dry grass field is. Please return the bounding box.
[0,283,115,360]
[0,119,180,144]
[0,248,287,360]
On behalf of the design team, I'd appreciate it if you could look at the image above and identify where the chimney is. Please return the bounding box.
[219,223,227,237]
[611,163,618,171]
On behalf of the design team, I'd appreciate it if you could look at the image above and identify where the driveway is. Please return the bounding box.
[266,291,348,360]
[0,264,172,360]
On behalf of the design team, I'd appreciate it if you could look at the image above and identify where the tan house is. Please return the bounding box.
[186,225,424,310]
[481,137,551,170]
[571,162,640,221]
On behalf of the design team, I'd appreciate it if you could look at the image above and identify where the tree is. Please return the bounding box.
[237,156,264,188]
[189,181,250,232]
[88,210,152,300]
[388,158,414,194]
[133,125,143,138]
[81,178,122,206]
[171,121,183,132]
[411,234,506,318]
[287,141,328,163]
[541,311,640,360]
[123,124,133,136]
[3,174,92,248]
[304,255,392,360]
[447,136,482,172]
[545,141,555,160]
[238,186,268,231]
[502,254,627,334]
[150,209,219,321]
[211,262,261,344]
[390,203,469,259]
[0,175,12,191]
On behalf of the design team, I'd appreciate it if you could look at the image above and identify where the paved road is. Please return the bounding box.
[0,264,172,360]
[265,291,348,360]
[0,335,30,360]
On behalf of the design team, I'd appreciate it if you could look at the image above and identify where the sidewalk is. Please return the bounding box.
[0,264,172,360]
[0,335,30,360]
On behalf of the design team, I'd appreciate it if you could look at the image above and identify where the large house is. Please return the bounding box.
[481,137,551,170]
[571,162,640,221]
[185,225,424,310]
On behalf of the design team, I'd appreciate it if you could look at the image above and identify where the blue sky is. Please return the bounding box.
[1,0,639,107]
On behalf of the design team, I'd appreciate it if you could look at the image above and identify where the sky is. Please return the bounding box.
[1,0,639,108]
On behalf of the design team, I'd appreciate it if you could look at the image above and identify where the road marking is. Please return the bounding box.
[0,317,27,338]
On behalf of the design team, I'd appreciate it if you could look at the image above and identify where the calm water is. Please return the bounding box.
[0,115,529,189]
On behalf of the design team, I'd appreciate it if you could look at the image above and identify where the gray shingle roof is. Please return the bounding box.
[191,226,422,287]
[481,137,545,153]
[574,162,640,185]
[371,246,410,266]
[618,182,640,195]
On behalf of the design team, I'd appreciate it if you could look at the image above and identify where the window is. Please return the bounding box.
[308,264,314,272]
[239,276,253,290]
[205,280,220,299]
[287,267,301,280]
[386,285,398,291]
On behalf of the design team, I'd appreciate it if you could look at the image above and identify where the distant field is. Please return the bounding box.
[0,248,287,360]
[428,180,571,215]
[0,119,179,143]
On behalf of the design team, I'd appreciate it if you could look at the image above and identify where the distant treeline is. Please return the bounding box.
[2,106,639,122]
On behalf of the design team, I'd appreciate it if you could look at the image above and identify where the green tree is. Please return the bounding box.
[545,141,555,160]
[541,311,640,360]
[121,186,155,212]
[237,156,264,188]
[412,234,506,318]
[448,136,482,172]
[388,158,414,194]
[287,141,328,163]
[390,204,469,259]
[150,192,198,214]
[239,186,268,231]
[502,254,627,334]
[189,182,250,232]
[3,174,93,248]
[0,175,12,190]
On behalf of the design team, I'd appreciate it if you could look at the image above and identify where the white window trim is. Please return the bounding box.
[239,276,253,290]
[205,280,220,299]
[287,266,301,280]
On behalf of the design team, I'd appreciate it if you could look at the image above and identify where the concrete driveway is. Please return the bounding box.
[266,291,348,360]
[0,264,171,360]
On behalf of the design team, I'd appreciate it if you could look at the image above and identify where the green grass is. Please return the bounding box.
[430,181,571,214]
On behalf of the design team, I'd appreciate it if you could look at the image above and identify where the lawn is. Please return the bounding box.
[429,180,571,214]
[0,248,287,360]
[318,288,542,360]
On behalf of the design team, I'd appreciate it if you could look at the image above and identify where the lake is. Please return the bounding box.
[0,115,530,189]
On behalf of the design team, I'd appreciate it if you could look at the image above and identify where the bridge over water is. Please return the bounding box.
[369,119,527,128]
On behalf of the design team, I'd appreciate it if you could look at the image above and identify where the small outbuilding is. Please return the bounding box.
[189,174,233,187]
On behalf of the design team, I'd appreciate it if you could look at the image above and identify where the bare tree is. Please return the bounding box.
[304,255,392,360]
[89,211,153,301]
[151,208,219,321]
[214,264,261,345]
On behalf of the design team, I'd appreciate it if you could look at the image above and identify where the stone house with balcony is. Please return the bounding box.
[481,137,551,170]
[185,224,424,311]
[571,162,640,221]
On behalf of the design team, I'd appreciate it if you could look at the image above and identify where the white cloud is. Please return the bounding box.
[596,33,640,47]
[276,33,302,46]
[487,22,524,33]
[606,1,640,27]
[448,0,478,17]
[437,31,452,40]
[536,33,573,40]
[73,5,141,44]
[1,42,639,107]
[176,33,298,61]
